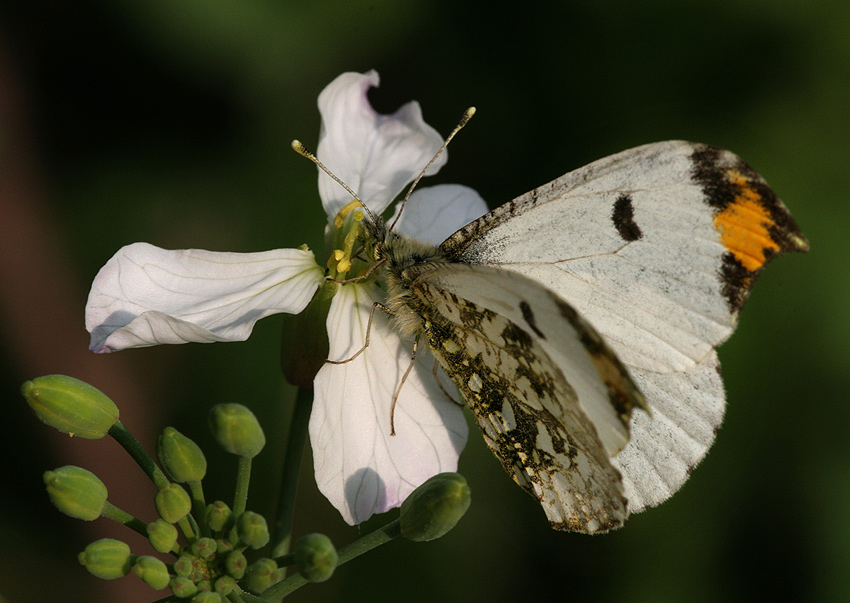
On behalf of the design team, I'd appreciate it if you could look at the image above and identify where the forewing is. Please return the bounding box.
[440,141,808,511]
[407,263,645,532]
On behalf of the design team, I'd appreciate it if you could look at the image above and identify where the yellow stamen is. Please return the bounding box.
[342,212,364,253]
[334,199,366,229]
[327,249,345,271]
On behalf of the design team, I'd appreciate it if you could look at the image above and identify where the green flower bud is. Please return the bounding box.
[215,538,233,555]
[44,466,107,520]
[294,533,338,583]
[214,575,236,596]
[208,404,265,458]
[170,576,198,598]
[174,555,194,578]
[132,556,170,590]
[196,580,212,592]
[236,511,269,549]
[21,375,119,439]
[224,550,247,579]
[78,538,132,579]
[191,592,221,603]
[400,472,471,542]
[280,280,334,387]
[191,537,217,559]
[155,483,192,523]
[147,519,178,553]
[157,427,207,483]
[205,501,233,532]
[243,558,280,594]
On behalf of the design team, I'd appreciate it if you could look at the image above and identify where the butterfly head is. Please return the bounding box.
[362,217,444,274]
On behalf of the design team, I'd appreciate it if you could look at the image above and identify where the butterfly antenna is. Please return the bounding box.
[388,107,476,231]
[291,139,378,224]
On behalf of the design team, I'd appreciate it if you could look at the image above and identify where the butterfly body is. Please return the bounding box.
[362,217,446,338]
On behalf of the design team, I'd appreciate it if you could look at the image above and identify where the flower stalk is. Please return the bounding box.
[101,501,148,537]
[232,456,252,519]
[108,421,169,488]
[271,387,313,559]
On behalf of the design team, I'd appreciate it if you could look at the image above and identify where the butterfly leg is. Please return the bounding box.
[390,335,419,436]
[432,360,462,407]
[326,257,387,285]
[324,301,392,364]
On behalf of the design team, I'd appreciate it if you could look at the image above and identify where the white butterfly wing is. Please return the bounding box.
[440,141,808,511]
[617,353,725,510]
[405,262,646,532]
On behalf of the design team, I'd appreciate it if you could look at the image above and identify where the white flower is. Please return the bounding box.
[85,70,488,525]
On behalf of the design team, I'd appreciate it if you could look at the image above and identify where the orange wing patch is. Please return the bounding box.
[712,170,781,272]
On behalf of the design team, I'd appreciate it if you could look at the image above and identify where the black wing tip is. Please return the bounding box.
[689,143,808,314]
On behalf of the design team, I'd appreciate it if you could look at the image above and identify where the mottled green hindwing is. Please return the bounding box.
[408,275,630,533]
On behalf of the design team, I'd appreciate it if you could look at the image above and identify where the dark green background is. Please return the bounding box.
[0,1,845,602]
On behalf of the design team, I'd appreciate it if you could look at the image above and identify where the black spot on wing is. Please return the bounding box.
[611,194,642,242]
[499,321,534,352]
[551,296,603,356]
[519,300,546,339]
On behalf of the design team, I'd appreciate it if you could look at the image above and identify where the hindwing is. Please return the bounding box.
[405,263,645,532]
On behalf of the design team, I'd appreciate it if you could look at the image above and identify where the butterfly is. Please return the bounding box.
[357,140,808,533]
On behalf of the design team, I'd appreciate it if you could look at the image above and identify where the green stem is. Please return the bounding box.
[261,519,402,601]
[101,501,148,537]
[186,512,202,542]
[233,456,252,518]
[177,516,196,542]
[270,387,313,558]
[108,421,169,488]
[336,519,402,566]
[233,592,267,603]
[188,480,209,537]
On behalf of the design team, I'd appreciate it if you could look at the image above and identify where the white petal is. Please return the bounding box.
[389,184,489,245]
[86,242,324,352]
[310,282,468,525]
[317,70,447,219]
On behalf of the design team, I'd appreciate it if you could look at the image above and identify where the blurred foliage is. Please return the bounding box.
[0,0,847,601]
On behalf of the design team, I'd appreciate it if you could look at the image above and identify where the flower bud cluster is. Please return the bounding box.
[22,377,287,599]
[145,499,280,598]
[25,373,472,599]
[74,475,281,598]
